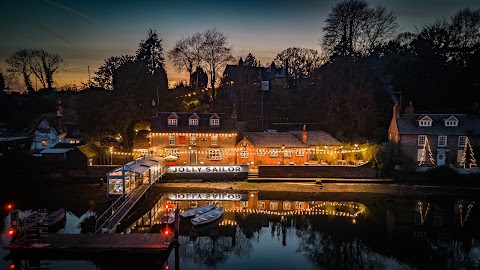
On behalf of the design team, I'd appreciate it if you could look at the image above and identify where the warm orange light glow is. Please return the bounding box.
[7,228,15,236]
[165,265,169,270]
[164,230,170,236]
[9,263,15,269]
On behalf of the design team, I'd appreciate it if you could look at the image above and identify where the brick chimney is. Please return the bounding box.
[393,102,400,119]
[56,99,63,132]
[302,124,307,143]
[405,102,414,115]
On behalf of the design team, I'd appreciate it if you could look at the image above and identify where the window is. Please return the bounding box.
[240,150,249,159]
[168,134,175,145]
[41,140,48,147]
[283,201,291,210]
[189,118,198,126]
[445,120,458,127]
[257,201,265,210]
[179,135,186,145]
[168,118,177,126]
[257,149,266,156]
[190,134,197,145]
[457,150,464,162]
[438,135,447,147]
[69,140,76,144]
[207,149,222,160]
[270,202,278,210]
[211,134,218,146]
[165,148,180,158]
[458,136,467,147]
[296,150,305,157]
[270,149,279,157]
[417,149,426,161]
[210,118,220,126]
[295,201,305,209]
[419,120,432,127]
[284,149,292,158]
[418,135,426,146]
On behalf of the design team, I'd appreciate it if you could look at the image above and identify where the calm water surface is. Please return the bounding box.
[1,187,479,270]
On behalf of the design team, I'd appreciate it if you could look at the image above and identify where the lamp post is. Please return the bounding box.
[109,146,113,165]
[282,144,285,165]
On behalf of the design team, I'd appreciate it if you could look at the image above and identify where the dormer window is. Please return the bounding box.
[167,113,178,127]
[444,116,458,127]
[210,114,220,126]
[189,113,199,126]
[418,116,432,127]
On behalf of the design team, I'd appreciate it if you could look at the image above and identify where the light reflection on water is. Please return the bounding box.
[1,192,479,270]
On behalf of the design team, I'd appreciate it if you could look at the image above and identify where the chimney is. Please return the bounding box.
[302,124,307,143]
[393,102,400,119]
[56,99,63,132]
[405,102,414,115]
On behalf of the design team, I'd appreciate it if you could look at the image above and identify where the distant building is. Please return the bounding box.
[388,102,480,169]
[150,112,238,165]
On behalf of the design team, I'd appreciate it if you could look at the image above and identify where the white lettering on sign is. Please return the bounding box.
[167,165,248,174]
[167,193,248,201]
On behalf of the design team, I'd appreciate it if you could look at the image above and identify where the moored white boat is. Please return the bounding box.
[191,207,224,226]
[180,204,216,219]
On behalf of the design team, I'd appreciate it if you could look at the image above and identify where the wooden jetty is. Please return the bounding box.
[4,233,174,255]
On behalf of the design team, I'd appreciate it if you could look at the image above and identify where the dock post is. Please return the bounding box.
[174,204,179,241]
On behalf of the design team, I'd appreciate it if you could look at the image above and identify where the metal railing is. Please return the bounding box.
[95,195,126,233]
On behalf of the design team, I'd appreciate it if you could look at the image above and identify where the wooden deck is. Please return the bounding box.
[4,233,174,254]
[247,177,395,183]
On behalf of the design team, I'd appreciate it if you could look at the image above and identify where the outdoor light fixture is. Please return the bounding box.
[109,146,113,165]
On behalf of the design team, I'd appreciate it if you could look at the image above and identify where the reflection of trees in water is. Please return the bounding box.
[412,238,478,269]
[178,226,252,267]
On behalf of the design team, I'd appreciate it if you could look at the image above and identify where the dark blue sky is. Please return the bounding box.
[1,0,479,88]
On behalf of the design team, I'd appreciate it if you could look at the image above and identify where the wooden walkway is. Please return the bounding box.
[247,177,395,183]
[4,233,174,254]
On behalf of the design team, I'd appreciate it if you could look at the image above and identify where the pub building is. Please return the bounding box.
[150,112,239,165]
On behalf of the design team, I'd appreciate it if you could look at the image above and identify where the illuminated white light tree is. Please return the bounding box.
[418,136,435,166]
[459,137,477,169]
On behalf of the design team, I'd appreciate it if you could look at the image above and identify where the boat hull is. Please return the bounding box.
[191,207,224,226]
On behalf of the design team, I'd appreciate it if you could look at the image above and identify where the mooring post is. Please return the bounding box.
[174,204,180,240]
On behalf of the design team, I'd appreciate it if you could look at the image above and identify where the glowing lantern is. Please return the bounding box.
[7,228,15,236]
[6,203,14,211]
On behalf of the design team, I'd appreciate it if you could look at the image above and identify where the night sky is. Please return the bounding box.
[1,0,479,89]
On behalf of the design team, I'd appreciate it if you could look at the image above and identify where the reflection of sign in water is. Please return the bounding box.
[167,165,248,174]
[168,193,248,201]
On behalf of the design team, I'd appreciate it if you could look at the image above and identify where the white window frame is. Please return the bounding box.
[438,135,447,147]
[257,149,266,156]
[270,201,278,210]
[445,120,458,127]
[189,118,198,126]
[210,118,220,126]
[240,150,249,159]
[417,149,426,161]
[284,149,292,158]
[211,134,218,146]
[418,135,426,146]
[207,149,222,160]
[296,150,305,157]
[295,201,304,209]
[165,148,180,158]
[168,118,177,126]
[419,120,432,127]
[458,136,467,147]
[270,149,279,157]
[257,201,265,210]
[168,134,175,145]
[189,134,197,145]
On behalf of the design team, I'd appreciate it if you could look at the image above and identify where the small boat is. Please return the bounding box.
[191,214,224,233]
[46,208,67,227]
[180,204,217,219]
[24,208,66,233]
[191,207,224,226]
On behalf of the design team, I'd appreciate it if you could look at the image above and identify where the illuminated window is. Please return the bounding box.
[458,136,466,147]
[168,134,175,145]
[417,149,426,161]
[165,148,180,158]
[270,201,278,210]
[168,118,177,126]
[210,117,220,126]
[190,134,197,145]
[189,118,198,126]
[270,149,279,157]
[257,201,265,209]
[438,135,447,147]
[211,134,218,146]
[41,140,48,147]
[418,135,426,146]
[283,201,291,210]
[207,149,222,160]
[296,150,304,156]
[295,201,305,209]
[179,135,186,145]
[284,149,292,158]
[257,149,266,156]
[240,150,249,159]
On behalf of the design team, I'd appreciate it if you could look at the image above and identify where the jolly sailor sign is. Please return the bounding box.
[167,165,248,174]
[167,193,248,201]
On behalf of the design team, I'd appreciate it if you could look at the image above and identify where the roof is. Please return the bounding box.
[40,148,71,154]
[290,131,342,146]
[241,132,307,148]
[151,112,237,133]
[396,114,480,136]
[112,155,164,175]
[77,144,100,158]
